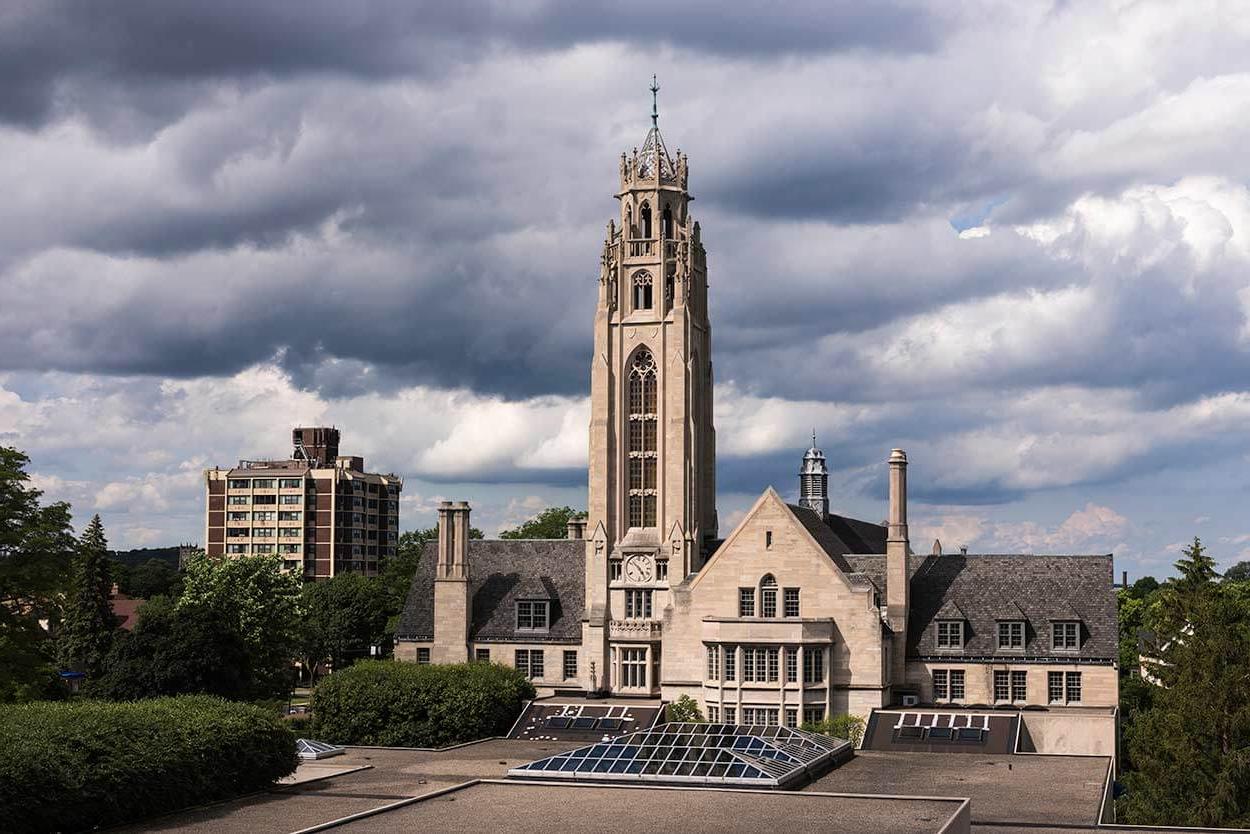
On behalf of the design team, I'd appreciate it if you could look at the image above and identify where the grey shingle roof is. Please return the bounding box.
[396,539,585,644]
[786,505,888,573]
[906,553,1116,661]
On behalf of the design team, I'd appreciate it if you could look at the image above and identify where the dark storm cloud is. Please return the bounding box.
[0,0,949,129]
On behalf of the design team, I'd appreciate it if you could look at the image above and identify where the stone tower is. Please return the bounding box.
[798,433,829,519]
[583,80,717,694]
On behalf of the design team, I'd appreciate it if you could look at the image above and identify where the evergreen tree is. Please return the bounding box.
[0,446,77,701]
[1122,587,1250,826]
[1175,537,1219,591]
[57,515,118,676]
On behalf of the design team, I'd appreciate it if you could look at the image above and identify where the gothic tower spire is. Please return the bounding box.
[582,82,716,694]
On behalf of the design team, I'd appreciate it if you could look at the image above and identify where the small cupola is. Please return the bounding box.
[798,432,829,520]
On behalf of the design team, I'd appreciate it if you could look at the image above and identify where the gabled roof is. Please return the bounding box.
[785,504,888,571]
[907,553,1116,660]
[396,539,585,644]
[934,599,967,621]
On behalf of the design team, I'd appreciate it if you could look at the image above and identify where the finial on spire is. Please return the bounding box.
[650,74,660,128]
[812,429,817,449]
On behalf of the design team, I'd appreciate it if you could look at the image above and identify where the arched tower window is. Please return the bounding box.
[662,205,673,239]
[625,205,634,237]
[759,574,778,618]
[627,349,658,528]
[632,270,653,311]
[640,202,653,239]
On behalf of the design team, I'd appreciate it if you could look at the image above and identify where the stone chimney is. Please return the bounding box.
[886,449,910,693]
[566,516,588,539]
[433,500,471,663]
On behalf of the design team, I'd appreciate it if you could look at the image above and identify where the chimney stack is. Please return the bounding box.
[1122,570,1128,589]
[567,516,587,539]
[886,449,910,695]
[433,500,471,663]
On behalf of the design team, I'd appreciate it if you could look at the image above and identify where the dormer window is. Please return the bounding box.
[936,620,964,650]
[1052,621,1080,651]
[997,621,1025,650]
[517,600,550,631]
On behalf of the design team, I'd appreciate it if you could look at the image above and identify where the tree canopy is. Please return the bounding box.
[1122,586,1250,826]
[123,558,182,599]
[498,506,585,540]
[298,574,391,681]
[86,598,254,701]
[178,552,303,698]
[1224,561,1250,584]
[0,446,77,701]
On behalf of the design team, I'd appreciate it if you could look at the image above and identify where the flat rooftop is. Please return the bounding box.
[328,781,967,834]
[805,750,1110,829]
[112,740,578,834]
[111,739,1120,834]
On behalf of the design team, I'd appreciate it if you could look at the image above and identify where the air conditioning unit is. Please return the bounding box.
[901,694,920,707]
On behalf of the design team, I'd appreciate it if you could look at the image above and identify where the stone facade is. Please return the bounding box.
[396,107,1120,734]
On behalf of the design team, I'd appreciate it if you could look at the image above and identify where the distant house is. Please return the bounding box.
[109,585,145,631]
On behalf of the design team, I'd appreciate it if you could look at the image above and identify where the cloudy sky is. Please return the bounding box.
[4,1,1250,578]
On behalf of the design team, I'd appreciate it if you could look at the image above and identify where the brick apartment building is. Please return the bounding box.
[204,427,402,579]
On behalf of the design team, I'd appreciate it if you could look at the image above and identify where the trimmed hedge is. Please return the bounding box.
[0,696,297,834]
[312,660,535,747]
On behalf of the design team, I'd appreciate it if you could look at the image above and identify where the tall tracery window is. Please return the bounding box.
[760,574,778,617]
[633,270,653,310]
[627,349,658,528]
[640,202,653,239]
[662,205,673,238]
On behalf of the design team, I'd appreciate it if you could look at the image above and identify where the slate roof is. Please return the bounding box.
[396,539,585,644]
[786,504,887,572]
[906,553,1117,661]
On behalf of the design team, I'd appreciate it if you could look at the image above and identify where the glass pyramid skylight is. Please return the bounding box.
[296,738,346,760]
[508,722,850,789]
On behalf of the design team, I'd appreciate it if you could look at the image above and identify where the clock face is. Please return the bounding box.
[624,555,654,583]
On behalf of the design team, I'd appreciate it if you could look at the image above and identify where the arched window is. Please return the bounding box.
[627,349,658,528]
[632,270,653,311]
[640,202,653,239]
[662,205,673,239]
[759,574,778,618]
[625,205,634,237]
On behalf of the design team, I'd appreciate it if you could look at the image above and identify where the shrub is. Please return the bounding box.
[665,694,705,723]
[801,713,866,747]
[312,660,535,747]
[0,696,297,834]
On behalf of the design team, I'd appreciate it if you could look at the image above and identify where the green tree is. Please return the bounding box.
[1224,561,1250,584]
[498,507,585,540]
[85,600,254,700]
[1175,537,1219,591]
[1129,575,1160,598]
[298,574,390,682]
[1151,538,1221,645]
[0,447,77,701]
[124,558,182,599]
[56,515,117,677]
[802,714,867,747]
[1117,590,1146,676]
[178,553,303,698]
[665,694,705,722]
[1121,587,1250,826]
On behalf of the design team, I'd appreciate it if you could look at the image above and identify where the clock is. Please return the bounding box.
[624,555,654,583]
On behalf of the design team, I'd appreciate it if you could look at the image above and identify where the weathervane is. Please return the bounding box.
[650,74,660,128]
